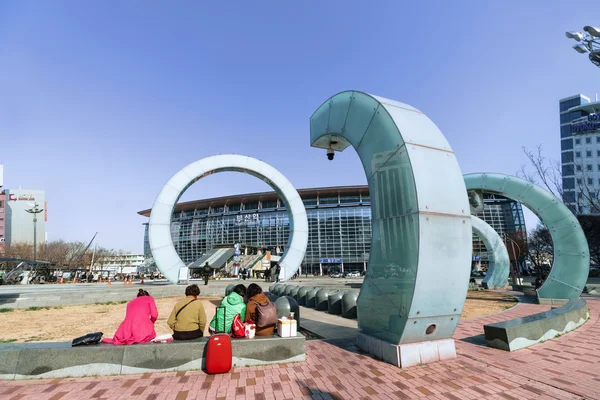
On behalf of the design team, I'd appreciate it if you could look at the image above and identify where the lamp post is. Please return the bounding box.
[566,26,600,68]
[25,203,44,267]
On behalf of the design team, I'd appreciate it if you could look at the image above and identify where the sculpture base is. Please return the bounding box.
[356,333,456,368]
[537,298,570,306]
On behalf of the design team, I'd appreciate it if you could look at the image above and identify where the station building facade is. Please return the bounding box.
[139,185,526,275]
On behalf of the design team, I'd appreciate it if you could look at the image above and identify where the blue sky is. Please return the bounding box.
[1,2,598,253]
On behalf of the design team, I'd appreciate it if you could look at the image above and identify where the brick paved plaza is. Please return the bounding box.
[1,295,599,400]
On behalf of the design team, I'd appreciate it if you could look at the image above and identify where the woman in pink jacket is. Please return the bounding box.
[102,289,158,345]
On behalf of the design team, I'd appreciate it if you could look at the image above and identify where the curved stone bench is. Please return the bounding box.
[296,287,311,306]
[341,291,358,319]
[0,334,305,380]
[327,290,344,315]
[315,289,332,311]
[305,288,320,308]
[483,298,589,351]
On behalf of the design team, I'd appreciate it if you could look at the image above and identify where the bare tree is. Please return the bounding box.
[519,144,600,214]
[526,225,553,270]
[519,145,564,200]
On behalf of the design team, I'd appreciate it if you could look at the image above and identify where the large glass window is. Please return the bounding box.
[244,202,258,211]
[563,164,574,176]
[564,178,575,189]
[261,201,277,209]
[562,151,574,163]
[340,196,360,204]
[319,196,338,205]
[561,125,572,138]
[561,138,573,151]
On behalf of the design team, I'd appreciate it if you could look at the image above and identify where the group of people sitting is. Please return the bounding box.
[102,282,275,345]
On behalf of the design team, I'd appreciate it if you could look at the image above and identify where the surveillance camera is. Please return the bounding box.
[327,146,334,161]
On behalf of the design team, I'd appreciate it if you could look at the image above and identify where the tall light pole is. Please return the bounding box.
[25,203,44,267]
[566,26,600,68]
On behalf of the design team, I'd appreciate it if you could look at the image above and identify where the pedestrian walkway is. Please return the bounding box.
[2,297,599,399]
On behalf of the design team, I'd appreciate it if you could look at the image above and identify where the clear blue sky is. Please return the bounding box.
[1,2,598,253]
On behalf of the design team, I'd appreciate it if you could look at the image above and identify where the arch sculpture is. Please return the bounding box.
[464,173,589,301]
[148,155,308,283]
[471,215,510,289]
[310,91,472,348]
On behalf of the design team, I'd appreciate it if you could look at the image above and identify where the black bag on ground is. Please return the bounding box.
[72,332,103,346]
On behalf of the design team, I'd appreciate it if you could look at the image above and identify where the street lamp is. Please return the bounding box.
[566,26,600,68]
[25,203,44,267]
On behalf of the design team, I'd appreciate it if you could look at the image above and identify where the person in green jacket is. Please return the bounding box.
[209,284,247,334]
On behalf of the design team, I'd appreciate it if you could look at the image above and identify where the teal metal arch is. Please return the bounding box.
[471,215,510,289]
[464,173,589,300]
[310,91,472,345]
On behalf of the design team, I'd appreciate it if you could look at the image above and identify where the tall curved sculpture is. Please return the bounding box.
[148,155,308,283]
[471,215,510,289]
[310,91,472,346]
[464,173,589,300]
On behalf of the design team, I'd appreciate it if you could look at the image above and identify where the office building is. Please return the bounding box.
[560,94,600,214]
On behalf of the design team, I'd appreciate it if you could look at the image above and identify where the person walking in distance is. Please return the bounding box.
[275,264,281,283]
[203,262,212,286]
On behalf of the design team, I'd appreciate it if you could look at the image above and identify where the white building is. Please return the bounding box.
[4,189,46,246]
[560,94,600,215]
[96,253,145,275]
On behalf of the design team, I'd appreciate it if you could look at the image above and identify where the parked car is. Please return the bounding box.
[344,271,361,278]
[330,272,343,278]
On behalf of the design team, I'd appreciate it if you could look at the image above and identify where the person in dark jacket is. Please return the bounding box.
[275,264,281,283]
[202,262,211,285]
[245,283,276,336]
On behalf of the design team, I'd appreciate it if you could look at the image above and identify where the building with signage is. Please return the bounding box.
[139,185,526,275]
[4,189,47,247]
[560,94,600,215]
[0,166,48,254]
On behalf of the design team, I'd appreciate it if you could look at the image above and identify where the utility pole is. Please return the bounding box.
[25,203,44,270]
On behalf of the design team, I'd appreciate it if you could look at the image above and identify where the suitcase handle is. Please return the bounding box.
[216,306,227,333]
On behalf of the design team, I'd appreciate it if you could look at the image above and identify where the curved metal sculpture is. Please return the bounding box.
[464,173,589,300]
[471,216,510,289]
[148,155,308,284]
[310,91,472,345]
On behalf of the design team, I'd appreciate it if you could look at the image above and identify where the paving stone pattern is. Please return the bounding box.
[2,298,600,399]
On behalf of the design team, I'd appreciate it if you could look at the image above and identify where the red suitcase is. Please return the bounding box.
[206,306,232,374]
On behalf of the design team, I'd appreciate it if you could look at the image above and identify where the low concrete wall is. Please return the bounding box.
[0,334,305,380]
[484,299,589,351]
[0,281,271,309]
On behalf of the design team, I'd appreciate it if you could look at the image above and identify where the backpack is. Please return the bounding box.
[250,300,278,328]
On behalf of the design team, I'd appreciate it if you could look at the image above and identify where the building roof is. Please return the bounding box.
[137,185,370,217]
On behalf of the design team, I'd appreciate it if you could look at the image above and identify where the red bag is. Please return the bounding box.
[231,313,245,339]
[206,306,232,374]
